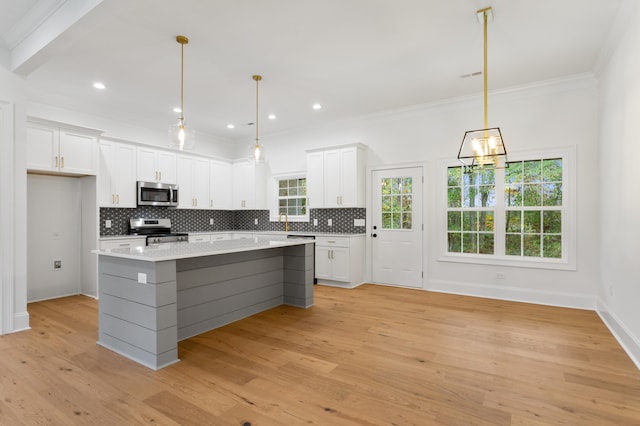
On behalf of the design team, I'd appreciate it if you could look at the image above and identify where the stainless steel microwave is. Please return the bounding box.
[137,181,179,207]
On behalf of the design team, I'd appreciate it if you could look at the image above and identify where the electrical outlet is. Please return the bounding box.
[354,218,365,227]
[328,219,333,226]
[138,273,147,284]
[254,218,258,225]
[313,218,318,226]
[496,272,506,280]
[105,220,112,228]
[53,260,62,269]
[209,218,214,225]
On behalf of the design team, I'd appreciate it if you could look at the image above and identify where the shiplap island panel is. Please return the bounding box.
[95,238,314,369]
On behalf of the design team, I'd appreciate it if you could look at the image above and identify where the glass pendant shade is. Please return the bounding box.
[249,142,266,163]
[458,127,506,168]
[169,119,195,151]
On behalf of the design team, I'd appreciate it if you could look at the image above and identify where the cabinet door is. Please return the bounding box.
[98,141,115,206]
[210,160,232,209]
[232,162,253,209]
[59,130,96,175]
[192,157,210,209]
[315,246,333,280]
[329,247,349,282]
[113,144,137,207]
[306,151,324,208]
[177,156,194,208]
[157,151,177,184]
[339,147,358,207]
[26,124,58,171]
[136,147,158,182]
[323,149,341,207]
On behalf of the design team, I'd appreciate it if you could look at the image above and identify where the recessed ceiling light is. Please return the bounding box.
[227,124,235,129]
[93,82,106,90]
[173,107,182,113]
[312,103,322,110]
[268,114,276,120]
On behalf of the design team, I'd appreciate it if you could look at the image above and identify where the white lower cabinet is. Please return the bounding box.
[315,236,364,287]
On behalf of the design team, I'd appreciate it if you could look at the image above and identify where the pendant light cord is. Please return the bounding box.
[483,10,488,130]
[180,41,184,122]
[253,75,262,147]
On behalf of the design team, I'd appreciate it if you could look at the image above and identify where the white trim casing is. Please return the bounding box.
[0,102,14,333]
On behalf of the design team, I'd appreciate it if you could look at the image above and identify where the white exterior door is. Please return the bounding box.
[371,167,423,288]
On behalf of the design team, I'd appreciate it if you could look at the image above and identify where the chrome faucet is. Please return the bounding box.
[279,212,289,232]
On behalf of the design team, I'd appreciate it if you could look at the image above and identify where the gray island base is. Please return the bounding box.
[95,238,314,370]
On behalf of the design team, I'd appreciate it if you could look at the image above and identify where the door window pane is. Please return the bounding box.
[380,177,413,230]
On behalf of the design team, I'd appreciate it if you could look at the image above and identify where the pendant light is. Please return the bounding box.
[169,35,195,151]
[457,7,507,169]
[250,74,266,163]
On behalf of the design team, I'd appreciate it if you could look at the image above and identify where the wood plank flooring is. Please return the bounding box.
[1,284,639,425]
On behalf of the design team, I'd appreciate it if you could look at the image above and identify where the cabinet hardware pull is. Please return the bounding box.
[112,194,115,204]
[55,156,59,168]
[327,240,336,243]
[116,194,120,204]
[159,171,162,180]
[61,157,64,168]
[119,244,130,247]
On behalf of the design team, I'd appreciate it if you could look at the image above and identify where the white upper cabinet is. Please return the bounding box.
[136,147,177,183]
[27,120,99,175]
[177,154,210,209]
[306,144,366,208]
[210,160,232,209]
[98,140,137,207]
[232,161,267,209]
[306,151,324,209]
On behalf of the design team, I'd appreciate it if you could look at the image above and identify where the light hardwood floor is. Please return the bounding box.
[1,284,639,425]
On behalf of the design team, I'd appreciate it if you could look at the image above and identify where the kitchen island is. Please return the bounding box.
[94,237,315,370]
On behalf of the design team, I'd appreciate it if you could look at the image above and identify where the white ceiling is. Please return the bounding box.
[0,0,623,142]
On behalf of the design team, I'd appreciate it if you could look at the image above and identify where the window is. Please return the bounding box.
[504,159,563,258]
[447,167,496,254]
[277,177,307,217]
[442,150,572,269]
[381,177,413,229]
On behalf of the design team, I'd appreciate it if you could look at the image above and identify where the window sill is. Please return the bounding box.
[437,254,576,271]
[269,216,309,223]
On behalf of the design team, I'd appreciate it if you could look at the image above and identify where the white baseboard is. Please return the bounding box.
[428,279,596,310]
[11,311,30,333]
[596,299,640,370]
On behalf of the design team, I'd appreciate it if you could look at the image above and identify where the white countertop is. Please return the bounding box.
[101,231,366,240]
[93,237,313,262]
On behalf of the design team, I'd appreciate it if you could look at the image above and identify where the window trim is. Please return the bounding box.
[269,172,310,223]
[438,146,576,271]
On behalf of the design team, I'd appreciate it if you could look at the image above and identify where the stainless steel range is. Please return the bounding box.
[129,218,188,245]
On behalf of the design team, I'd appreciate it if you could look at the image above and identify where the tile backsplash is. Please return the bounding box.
[100,207,366,236]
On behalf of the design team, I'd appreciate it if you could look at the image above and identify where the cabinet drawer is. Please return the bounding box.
[189,234,211,243]
[316,237,349,247]
[210,233,231,241]
[100,239,145,250]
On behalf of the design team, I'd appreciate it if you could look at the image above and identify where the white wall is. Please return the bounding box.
[258,75,601,309]
[596,0,640,366]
